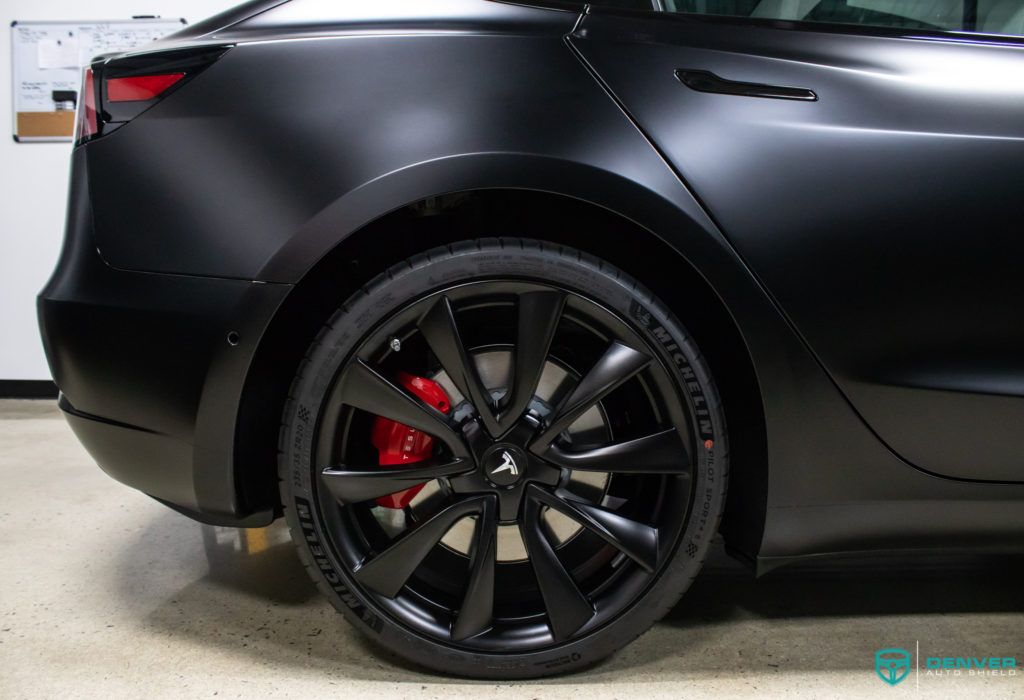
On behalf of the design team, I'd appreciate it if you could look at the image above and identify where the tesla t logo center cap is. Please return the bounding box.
[484,445,526,487]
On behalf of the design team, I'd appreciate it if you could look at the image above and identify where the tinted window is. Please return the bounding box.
[665,0,1024,35]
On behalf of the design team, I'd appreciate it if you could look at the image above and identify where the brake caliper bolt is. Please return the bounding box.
[389,337,402,353]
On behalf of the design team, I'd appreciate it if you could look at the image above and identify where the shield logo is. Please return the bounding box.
[875,648,912,686]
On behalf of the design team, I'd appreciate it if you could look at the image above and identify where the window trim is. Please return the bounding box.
[583,2,1024,47]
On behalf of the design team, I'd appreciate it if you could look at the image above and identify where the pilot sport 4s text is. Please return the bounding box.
[38,0,1024,678]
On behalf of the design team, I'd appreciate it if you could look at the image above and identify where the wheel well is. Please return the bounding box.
[236,190,768,561]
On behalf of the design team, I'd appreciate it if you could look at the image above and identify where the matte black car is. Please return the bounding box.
[38,0,1024,678]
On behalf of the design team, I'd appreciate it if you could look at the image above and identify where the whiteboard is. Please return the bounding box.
[11,18,187,142]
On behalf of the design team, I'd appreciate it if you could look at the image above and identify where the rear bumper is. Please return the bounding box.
[60,396,195,512]
[59,397,271,526]
[38,147,289,526]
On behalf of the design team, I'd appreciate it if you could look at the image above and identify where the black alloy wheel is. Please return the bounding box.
[279,239,728,678]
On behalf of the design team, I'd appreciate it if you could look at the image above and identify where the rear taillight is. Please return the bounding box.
[107,73,185,102]
[74,46,229,147]
[74,68,99,144]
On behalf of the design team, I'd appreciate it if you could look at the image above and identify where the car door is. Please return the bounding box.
[572,0,1024,482]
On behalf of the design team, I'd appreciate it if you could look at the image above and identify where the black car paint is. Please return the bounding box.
[574,10,1024,485]
[38,0,1024,571]
[41,148,289,523]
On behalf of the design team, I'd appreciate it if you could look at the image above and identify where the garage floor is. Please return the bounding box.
[1,400,1021,699]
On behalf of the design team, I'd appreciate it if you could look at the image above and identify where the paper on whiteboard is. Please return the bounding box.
[89,24,178,57]
[37,38,80,69]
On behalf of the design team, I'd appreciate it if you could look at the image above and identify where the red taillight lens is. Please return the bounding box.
[74,47,228,146]
[75,68,99,144]
[106,73,186,102]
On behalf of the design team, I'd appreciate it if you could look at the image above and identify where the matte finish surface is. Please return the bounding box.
[573,13,1024,483]
[38,0,1024,570]
[39,149,289,524]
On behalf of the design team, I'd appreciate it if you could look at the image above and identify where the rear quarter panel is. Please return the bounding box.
[80,1,1024,560]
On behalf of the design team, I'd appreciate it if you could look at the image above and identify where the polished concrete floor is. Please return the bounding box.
[1,399,1022,698]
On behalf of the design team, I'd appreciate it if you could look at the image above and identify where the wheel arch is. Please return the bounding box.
[234,162,772,563]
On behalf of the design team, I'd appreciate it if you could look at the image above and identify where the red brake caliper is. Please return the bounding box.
[370,372,452,509]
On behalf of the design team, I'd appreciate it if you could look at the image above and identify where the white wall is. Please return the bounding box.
[0,1,239,380]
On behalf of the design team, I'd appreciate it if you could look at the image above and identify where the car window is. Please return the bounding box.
[663,0,1024,36]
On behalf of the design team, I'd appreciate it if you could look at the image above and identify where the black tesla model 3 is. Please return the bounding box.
[38,0,1024,678]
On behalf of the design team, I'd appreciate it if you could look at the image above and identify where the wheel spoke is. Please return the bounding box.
[531,341,651,452]
[520,492,594,641]
[451,496,498,641]
[529,485,659,572]
[321,459,470,505]
[542,428,691,475]
[336,359,468,458]
[499,291,566,429]
[354,497,487,598]
[419,296,502,437]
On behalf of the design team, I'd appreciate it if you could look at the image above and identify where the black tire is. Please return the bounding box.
[278,238,728,678]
